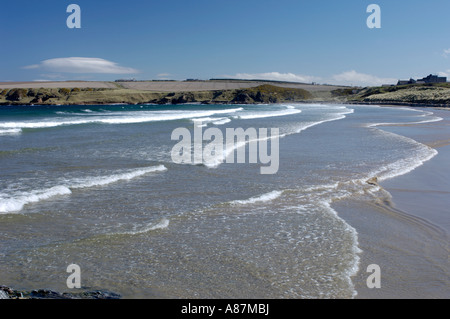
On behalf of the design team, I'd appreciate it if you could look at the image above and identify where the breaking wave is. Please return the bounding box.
[0,165,167,214]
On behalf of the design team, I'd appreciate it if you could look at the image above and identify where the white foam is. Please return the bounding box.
[0,165,167,214]
[56,109,97,116]
[367,116,443,128]
[367,108,443,128]
[300,107,442,299]
[233,108,301,120]
[192,117,232,126]
[0,186,72,214]
[117,219,170,235]
[202,129,285,169]
[230,190,283,205]
[292,107,354,134]
[0,128,22,135]
[320,201,362,296]
[71,165,167,189]
[364,109,441,181]
[212,118,231,125]
[0,108,244,130]
[375,144,438,182]
[191,117,217,127]
[202,107,353,169]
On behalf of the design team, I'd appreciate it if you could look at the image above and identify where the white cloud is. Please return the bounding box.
[223,71,396,86]
[23,57,139,74]
[39,73,66,79]
[23,64,40,69]
[330,70,396,87]
[438,70,450,77]
[224,72,320,83]
[157,73,171,77]
[442,49,450,58]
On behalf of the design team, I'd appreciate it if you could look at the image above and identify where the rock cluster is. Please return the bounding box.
[0,285,121,299]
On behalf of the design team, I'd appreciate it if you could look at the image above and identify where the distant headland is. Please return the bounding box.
[0,77,449,107]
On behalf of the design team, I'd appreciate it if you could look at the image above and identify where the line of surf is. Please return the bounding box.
[202,107,354,168]
[0,108,244,130]
[0,128,22,135]
[233,106,302,120]
[230,190,283,205]
[0,165,167,214]
[114,218,170,236]
[365,108,441,181]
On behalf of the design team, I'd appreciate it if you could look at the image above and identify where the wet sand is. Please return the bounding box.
[335,108,450,299]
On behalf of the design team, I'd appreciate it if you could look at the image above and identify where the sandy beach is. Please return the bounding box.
[335,107,450,299]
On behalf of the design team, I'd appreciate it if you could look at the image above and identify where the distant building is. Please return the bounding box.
[397,78,416,86]
[115,78,137,82]
[418,74,447,84]
[397,74,447,86]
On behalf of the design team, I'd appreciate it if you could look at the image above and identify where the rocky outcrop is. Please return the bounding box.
[366,177,379,186]
[232,92,254,104]
[0,285,121,299]
[339,83,450,107]
[172,93,196,104]
[6,89,28,101]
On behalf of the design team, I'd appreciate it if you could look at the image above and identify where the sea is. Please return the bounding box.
[0,103,444,298]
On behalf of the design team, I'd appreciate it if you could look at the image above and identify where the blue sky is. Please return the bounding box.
[1,0,450,86]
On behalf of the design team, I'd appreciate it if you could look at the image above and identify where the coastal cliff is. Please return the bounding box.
[1,82,450,107]
[0,285,120,299]
[333,83,450,107]
[0,85,313,106]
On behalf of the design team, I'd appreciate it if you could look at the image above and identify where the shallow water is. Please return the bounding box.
[0,103,443,298]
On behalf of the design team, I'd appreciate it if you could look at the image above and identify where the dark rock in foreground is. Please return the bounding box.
[366,177,379,186]
[0,285,121,299]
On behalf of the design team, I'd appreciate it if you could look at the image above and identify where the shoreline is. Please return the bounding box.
[336,107,450,299]
[1,99,449,109]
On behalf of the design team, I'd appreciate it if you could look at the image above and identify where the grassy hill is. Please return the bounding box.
[333,83,450,106]
[0,85,315,105]
[1,82,450,107]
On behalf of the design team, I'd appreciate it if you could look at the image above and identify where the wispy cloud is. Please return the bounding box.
[23,57,139,74]
[156,73,173,80]
[224,72,320,83]
[38,73,66,80]
[330,70,396,87]
[438,70,450,77]
[223,70,396,87]
[442,49,450,58]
